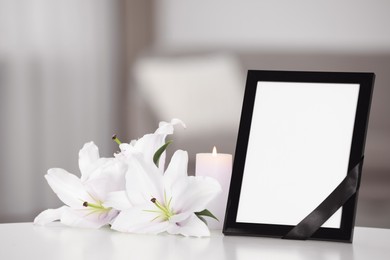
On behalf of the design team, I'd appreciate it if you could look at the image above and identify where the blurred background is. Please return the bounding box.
[0,0,389,228]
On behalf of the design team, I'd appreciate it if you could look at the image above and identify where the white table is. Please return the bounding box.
[0,223,389,260]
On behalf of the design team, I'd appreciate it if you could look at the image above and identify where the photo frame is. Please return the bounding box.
[223,70,375,242]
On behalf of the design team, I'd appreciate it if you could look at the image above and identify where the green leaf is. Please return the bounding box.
[195,209,219,222]
[153,140,173,167]
[196,215,208,226]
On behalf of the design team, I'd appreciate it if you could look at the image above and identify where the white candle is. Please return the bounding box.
[196,146,232,230]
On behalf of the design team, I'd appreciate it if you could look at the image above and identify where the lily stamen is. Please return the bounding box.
[82,201,107,210]
[112,134,122,145]
[150,197,174,220]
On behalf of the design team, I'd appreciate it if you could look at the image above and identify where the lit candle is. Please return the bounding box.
[196,146,232,230]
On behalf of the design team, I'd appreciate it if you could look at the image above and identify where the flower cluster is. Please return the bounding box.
[34,119,221,237]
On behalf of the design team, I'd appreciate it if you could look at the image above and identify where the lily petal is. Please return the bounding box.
[111,207,169,234]
[78,142,100,180]
[60,207,118,229]
[133,134,166,166]
[167,213,210,237]
[171,176,222,213]
[125,154,164,205]
[103,191,132,211]
[164,150,189,188]
[169,212,192,223]
[155,118,186,135]
[141,118,185,167]
[83,159,127,202]
[45,168,94,208]
[115,119,185,169]
[117,134,167,170]
[34,206,67,225]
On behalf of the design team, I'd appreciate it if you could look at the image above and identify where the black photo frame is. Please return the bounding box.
[223,70,375,242]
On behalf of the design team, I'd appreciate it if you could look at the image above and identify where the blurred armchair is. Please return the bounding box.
[131,53,245,172]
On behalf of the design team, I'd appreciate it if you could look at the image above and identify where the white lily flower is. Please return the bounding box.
[34,142,127,228]
[115,119,186,169]
[108,150,221,237]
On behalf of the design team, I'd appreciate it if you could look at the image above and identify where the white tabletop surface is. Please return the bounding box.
[0,223,389,260]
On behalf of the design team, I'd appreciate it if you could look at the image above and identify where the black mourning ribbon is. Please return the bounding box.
[283,157,364,240]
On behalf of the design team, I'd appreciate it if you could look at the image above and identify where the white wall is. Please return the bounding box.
[155,0,390,53]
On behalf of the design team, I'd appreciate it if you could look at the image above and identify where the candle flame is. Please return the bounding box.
[212,146,217,156]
